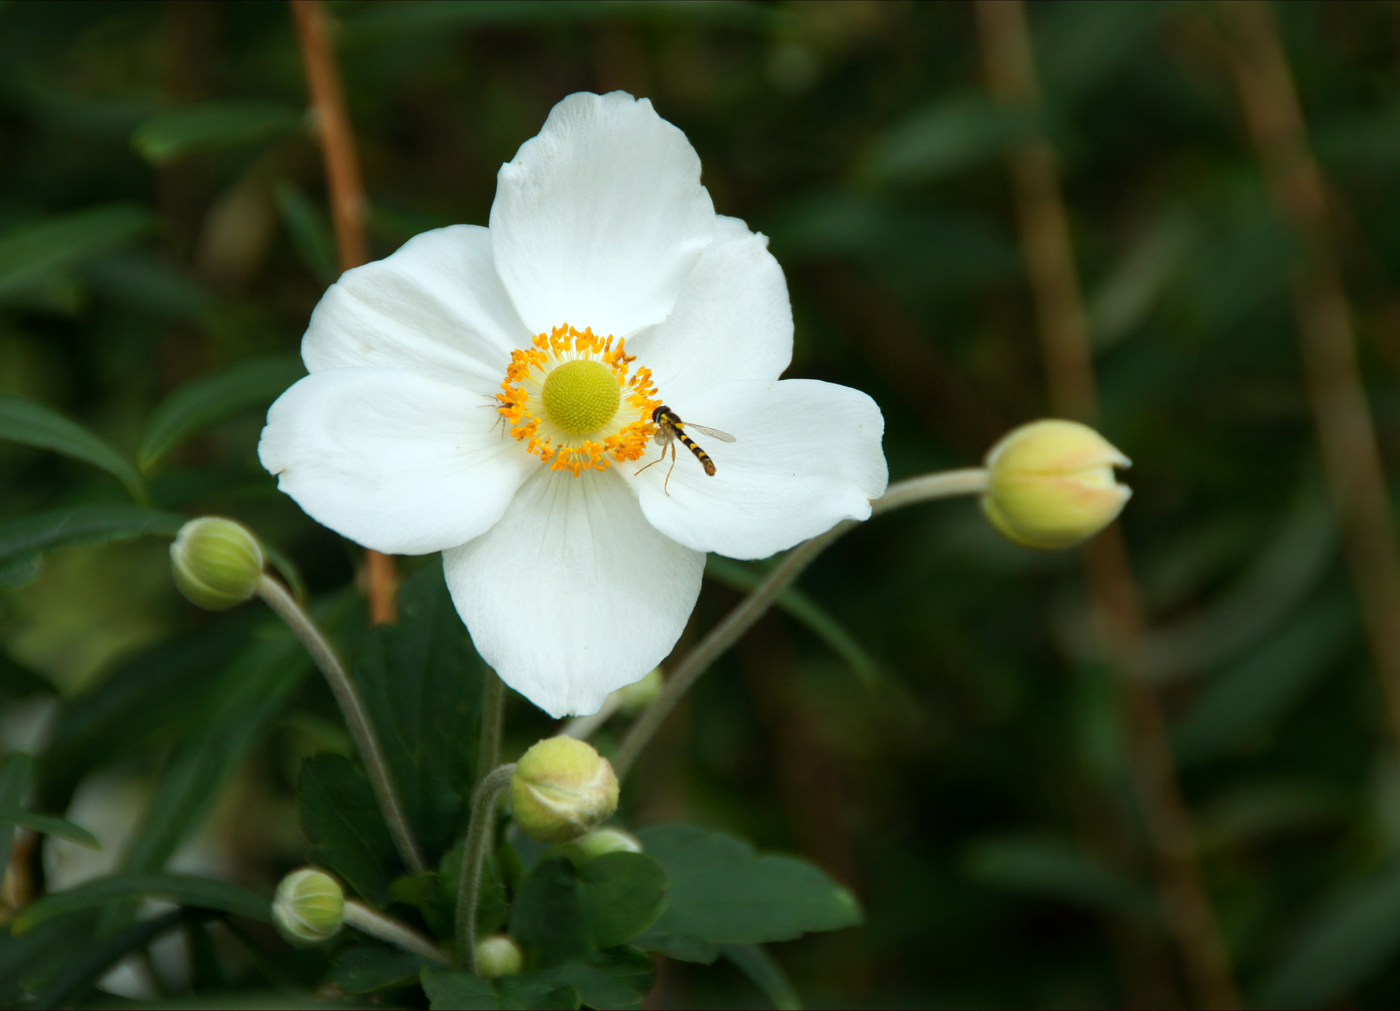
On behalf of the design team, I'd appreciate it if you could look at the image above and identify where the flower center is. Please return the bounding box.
[541,360,620,435]
[497,324,660,476]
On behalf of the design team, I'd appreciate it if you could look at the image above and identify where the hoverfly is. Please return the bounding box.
[636,405,736,495]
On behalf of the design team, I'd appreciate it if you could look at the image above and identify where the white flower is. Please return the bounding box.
[259,92,888,717]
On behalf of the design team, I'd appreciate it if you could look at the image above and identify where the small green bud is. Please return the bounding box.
[981,420,1132,550]
[511,737,619,844]
[615,668,662,716]
[273,868,344,946]
[474,933,525,980]
[574,827,643,861]
[171,517,264,609]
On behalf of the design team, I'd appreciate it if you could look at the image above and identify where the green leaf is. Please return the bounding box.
[352,559,482,862]
[0,505,185,576]
[0,395,146,502]
[863,94,1037,184]
[330,946,432,994]
[0,651,55,699]
[1255,859,1400,1008]
[510,854,667,967]
[0,808,99,848]
[38,616,256,813]
[299,753,403,908]
[137,355,306,471]
[31,908,182,1010]
[963,835,1157,919]
[421,964,498,1010]
[120,622,317,876]
[273,181,337,285]
[0,205,151,300]
[723,944,802,1011]
[705,556,883,690]
[0,753,33,872]
[0,916,96,1008]
[634,825,861,948]
[12,873,271,934]
[131,101,304,165]
[497,948,653,1010]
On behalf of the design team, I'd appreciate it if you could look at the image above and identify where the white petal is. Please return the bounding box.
[259,368,536,555]
[624,379,889,560]
[490,92,715,339]
[443,468,704,718]
[302,225,529,391]
[628,215,793,403]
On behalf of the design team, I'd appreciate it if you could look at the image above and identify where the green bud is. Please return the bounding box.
[615,668,662,716]
[171,517,264,610]
[511,737,619,844]
[474,933,525,979]
[273,868,344,946]
[570,827,643,864]
[981,420,1132,550]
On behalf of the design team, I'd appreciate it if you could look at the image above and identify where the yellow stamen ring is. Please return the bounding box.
[497,324,660,477]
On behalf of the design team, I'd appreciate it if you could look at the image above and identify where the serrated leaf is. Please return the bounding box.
[963,835,1157,919]
[421,964,497,1010]
[0,505,184,575]
[0,205,151,300]
[494,979,579,1010]
[330,945,432,994]
[1256,859,1400,1008]
[299,753,402,907]
[0,808,99,849]
[497,947,653,1010]
[352,559,482,862]
[510,854,667,967]
[131,101,303,165]
[0,395,146,502]
[634,825,861,948]
[12,873,270,934]
[137,355,306,471]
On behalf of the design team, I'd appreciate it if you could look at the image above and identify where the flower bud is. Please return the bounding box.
[615,668,662,716]
[170,517,264,610]
[511,737,619,844]
[474,933,524,979]
[574,826,643,861]
[981,420,1132,550]
[273,868,344,946]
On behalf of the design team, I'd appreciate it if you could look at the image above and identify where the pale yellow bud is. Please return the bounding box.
[574,827,643,861]
[615,668,663,716]
[474,933,525,979]
[272,868,344,946]
[170,517,264,609]
[511,737,619,844]
[981,420,1132,550]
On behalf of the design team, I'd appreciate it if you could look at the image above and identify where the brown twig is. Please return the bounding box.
[1218,0,1400,758]
[973,2,1242,1007]
[290,0,396,624]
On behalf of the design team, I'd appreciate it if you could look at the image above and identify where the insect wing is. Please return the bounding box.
[682,422,736,443]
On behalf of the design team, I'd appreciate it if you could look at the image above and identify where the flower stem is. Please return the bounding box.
[344,900,448,963]
[476,670,505,789]
[456,764,516,970]
[256,574,427,875]
[612,468,989,780]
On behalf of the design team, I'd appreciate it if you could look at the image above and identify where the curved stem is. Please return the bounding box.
[257,575,427,875]
[456,764,516,971]
[612,468,989,780]
[344,901,447,963]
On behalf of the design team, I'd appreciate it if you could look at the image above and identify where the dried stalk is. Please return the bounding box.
[973,2,1241,1007]
[290,0,397,624]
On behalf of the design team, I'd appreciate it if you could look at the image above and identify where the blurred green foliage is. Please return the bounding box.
[5,0,1400,1006]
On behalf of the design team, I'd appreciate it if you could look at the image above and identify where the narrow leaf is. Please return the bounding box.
[0,808,99,849]
[131,101,303,165]
[0,505,184,574]
[0,395,146,502]
[723,944,802,1011]
[13,873,271,934]
[0,753,33,872]
[273,181,336,284]
[963,835,1157,919]
[138,355,305,471]
[864,94,1037,184]
[0,205,151,300]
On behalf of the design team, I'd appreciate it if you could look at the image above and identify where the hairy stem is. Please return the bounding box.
[612,468,989,781]
[456,764,516,971]
[344,901,448,963]
[476,670,505,790]
[257,575,427,875]
[289,0,397,625]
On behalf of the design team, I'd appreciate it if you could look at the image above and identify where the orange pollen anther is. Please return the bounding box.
[496,324,661,477]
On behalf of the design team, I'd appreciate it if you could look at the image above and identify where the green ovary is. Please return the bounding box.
[541,359,621,435]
